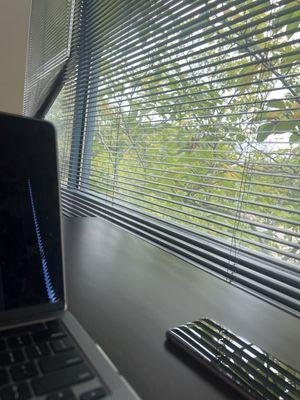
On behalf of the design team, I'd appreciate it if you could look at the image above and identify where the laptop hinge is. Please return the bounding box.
[0,302,65,326]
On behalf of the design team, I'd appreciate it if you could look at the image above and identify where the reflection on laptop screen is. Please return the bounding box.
[0,120,64,310]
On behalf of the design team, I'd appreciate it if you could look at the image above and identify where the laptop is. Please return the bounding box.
[0,112,139,400]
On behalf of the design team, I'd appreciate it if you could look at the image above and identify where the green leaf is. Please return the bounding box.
[289,132,300,143]
[239,75,253,84]
[257,131,272,142]
[258,123,274,132]
[285,53,300,65]
[274,121,297,132]
[268,100,286,109]
[287,21,299,38]
[257,123,275,142]
[252,110,282,122]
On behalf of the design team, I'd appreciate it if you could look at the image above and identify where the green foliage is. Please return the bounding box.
[289,132,300,143]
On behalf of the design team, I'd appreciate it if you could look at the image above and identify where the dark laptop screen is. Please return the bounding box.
[0,115,64,310]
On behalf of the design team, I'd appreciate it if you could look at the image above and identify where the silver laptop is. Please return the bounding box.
[0,112,139,400]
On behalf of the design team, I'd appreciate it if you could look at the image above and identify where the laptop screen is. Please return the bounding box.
[0,115,64,310]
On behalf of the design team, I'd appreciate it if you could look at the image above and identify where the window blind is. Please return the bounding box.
[47,0,300,314]
[24,0,74,117]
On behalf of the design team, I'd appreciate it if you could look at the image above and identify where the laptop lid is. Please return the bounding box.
[0,112,65,323]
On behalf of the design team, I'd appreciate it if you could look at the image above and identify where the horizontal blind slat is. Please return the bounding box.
[60,177,300,255]
[61,187,299,270]
[71,0,296,80]
[66,174,300,237]
[61,162,300,204]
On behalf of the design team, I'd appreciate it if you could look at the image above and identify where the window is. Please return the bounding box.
[44,0,300,313]
[24,0,74,117]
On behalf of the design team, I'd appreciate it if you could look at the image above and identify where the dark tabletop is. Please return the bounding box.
[63,216,300,400]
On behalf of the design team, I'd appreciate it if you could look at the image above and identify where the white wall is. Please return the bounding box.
[0,0,31,114]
